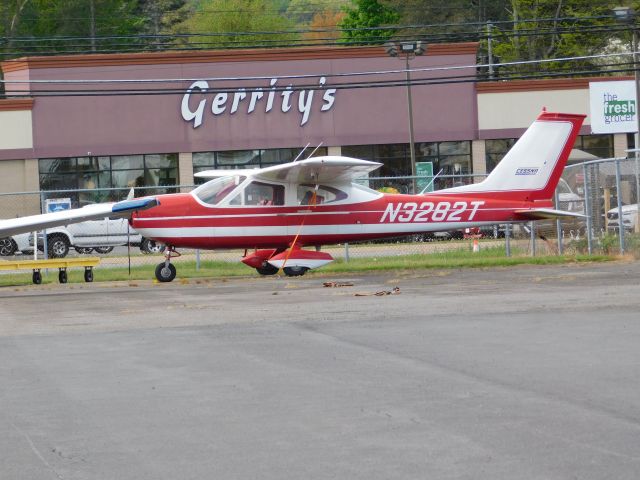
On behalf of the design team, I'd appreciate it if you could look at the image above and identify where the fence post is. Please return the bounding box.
[505,223,511,257]
[530,221,536,256]
[344,243,350,262]
[555,190,563,255]
[636,157,640,234]
[615,159,625,254]
[583,163,593,255]
[196,249,201,270]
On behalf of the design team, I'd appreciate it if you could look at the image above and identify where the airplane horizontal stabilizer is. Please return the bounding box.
[514,208,585,220]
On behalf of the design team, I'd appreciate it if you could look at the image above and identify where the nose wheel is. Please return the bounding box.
[155,246,180,282]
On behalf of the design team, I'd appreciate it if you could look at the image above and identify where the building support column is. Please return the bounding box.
[327,146,341,156]
[178,152,193,192]
[613,133,628,158]
[471,139,486,183]
[23,158,40,191]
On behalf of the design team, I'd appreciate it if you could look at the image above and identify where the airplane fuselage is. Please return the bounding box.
[131,192,545,250]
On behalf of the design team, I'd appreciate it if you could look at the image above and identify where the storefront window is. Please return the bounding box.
[573,134,613,161]
[486,134,613,173]
[485,138,516,173]
[38,153,178,206]
[343,141,472,193]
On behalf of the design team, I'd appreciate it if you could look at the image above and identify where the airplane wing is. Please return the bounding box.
[514,208,585,220]
[194,168,259,178]
[194,157,382,183]
[0,197,158,238]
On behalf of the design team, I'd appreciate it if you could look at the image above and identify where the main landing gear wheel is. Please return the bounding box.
[155,262,177,282]
[256,263,279,276]
[283,266,309,277]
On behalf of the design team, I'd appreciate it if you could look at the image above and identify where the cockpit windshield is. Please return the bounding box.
[192,175,246,205]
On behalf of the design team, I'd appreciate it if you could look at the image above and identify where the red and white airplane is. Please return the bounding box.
[0,111,585,282]
[131,110,585,281]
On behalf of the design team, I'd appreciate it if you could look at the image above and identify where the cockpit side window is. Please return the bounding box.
[192,176,246,205]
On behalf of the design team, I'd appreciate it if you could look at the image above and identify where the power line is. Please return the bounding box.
[0,23,631,59]
[1,51,634,86]
[1,54,635,98]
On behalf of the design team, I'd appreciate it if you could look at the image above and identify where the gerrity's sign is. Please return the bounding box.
[181,77,337,128]
[589,80,638,134]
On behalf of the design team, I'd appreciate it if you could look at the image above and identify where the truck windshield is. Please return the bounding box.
[192,176,246,205]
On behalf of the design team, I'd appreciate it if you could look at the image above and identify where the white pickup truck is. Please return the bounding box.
[32,216,163,258]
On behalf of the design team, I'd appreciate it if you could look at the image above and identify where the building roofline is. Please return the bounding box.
[2,42,479,74]
[477,76,634,93]
[0,98,34,111]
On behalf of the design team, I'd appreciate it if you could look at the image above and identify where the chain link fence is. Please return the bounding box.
[1,159,639,272]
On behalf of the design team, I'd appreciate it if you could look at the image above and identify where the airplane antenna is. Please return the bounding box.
[292,143,311,162]
[420,168,444,194]
[305,142,324,160]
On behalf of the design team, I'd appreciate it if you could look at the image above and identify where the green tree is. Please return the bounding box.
[381,0,511,26]
[1,0,146,56]
[175,0,298,48]
[491,0,623,75]
[136,0,189,38]
[286,0,349,24]
[339,0,400,44]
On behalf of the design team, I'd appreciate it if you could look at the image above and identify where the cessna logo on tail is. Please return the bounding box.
[515,168,539,176]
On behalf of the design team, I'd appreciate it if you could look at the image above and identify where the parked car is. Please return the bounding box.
[607,204,639,232]
[0,232,34,256]
[31,216,163,258]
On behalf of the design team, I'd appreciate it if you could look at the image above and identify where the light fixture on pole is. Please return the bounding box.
[385,41,425,194]
[613,6,640,234]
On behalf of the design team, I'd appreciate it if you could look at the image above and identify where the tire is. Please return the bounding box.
[75,247,94,254]
[283,266,308,277]
[47,234,70,258]
[32,271,42,285]
[58,270,68,284]
[256,263,279,276]
[0,237,17,256]
[155,262,176,282]
[140,238,164,254]
[94,246,114,254]
[84,268,94,283]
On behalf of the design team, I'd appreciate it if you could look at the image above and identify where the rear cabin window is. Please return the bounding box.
[297,184,347,205]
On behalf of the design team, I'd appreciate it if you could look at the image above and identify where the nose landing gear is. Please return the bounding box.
[155,246,180,282]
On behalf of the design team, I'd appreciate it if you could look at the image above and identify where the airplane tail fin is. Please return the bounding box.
[441,111,585,201]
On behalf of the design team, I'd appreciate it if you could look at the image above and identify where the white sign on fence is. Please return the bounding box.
[589,80,638,134]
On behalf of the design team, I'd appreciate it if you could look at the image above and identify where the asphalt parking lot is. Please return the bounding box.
[1,261,639,479]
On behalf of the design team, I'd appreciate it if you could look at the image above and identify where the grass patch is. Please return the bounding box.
[0,245,615,287]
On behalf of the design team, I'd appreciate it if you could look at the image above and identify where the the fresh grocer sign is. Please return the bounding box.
[589,80,638,133]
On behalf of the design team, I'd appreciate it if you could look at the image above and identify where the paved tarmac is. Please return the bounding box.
[1,261,639,479]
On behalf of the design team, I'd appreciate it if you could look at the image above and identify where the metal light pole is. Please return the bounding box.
[614,6,640,233]
[386,41,425,194]
[405,53,418,194]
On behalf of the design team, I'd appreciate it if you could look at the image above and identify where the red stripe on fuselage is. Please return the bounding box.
[131,192,539,249]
